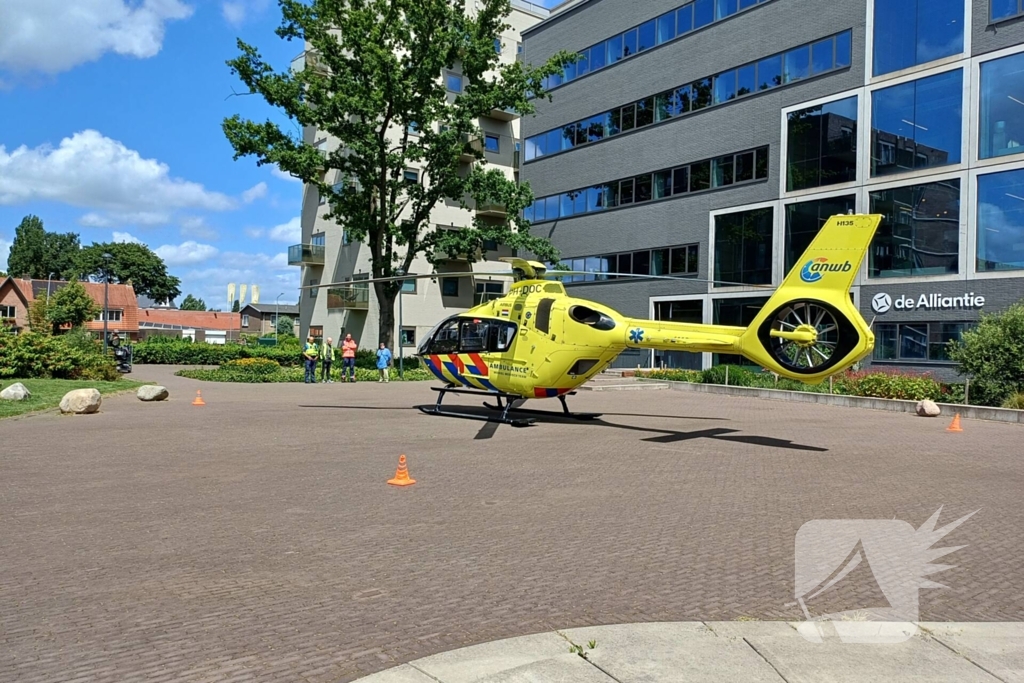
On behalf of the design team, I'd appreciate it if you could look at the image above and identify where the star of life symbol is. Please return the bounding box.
[792,507,978,643]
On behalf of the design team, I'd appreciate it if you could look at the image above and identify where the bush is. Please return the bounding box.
[833,368,943,401]
[948,301,1024,406]
[175,364,431,383]
[645,369,703,383]
[222,357,280,378]
[0,329,120,380]
[1002,392,1024,410]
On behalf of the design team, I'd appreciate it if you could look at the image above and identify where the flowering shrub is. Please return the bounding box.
[223,357,280,377]
[0,329,120,381]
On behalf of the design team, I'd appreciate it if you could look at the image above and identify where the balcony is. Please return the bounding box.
[327,286,369,311]
[459,133,483,162]
[487,106,519,122]
[476,200,506,217]
[288,243,325,266]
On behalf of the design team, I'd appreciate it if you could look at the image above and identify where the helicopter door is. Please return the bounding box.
[419,316,461,355]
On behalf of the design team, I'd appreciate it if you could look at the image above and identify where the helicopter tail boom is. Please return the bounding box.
[621,213,882,383]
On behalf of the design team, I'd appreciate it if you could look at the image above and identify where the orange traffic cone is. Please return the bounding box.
[946,412,962,432]
[192,390,205,406]
[387,454,416,486]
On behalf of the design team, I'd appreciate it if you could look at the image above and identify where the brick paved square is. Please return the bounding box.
[1,366,1020,682]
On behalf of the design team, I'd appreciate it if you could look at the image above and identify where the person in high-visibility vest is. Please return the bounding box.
[341,334,358,382]
[319,337,336,383]
[302,337,318,384]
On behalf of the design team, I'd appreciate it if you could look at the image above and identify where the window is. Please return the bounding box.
[980,52,1024,160]
[714,207,774,286]
[977,167,1024,271]
[555,244,698,283]
[525,31,851,162]
[445,72,463,92]
[441,277,460,297]
[484,134,500,153]
[400,278,416,294]
[309,279,318,298]
[872,0,963,77]
[403,169,419,184]
[527,147,768,221]
[94,310,123,322]
[400,327,416,347]
[494,38,502,54]
[0,305,15,318]
[871,69,962,177]
[712,296,769,366]
[869,179,960,277]
[311,232,325,246]
[408,121,420,134]
[242,314,249,327]
[474,282,504,304]
[874,322,971,361]
[784,196,857,271]
[787,96,858,191]
[654,300,703,369]
[992,0,1024,21]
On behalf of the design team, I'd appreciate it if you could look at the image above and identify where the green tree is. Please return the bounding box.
[180,294,207,311]
[48,281,100,334]
[28,292,51,334]
[231,299,240,312]
[948,302,1024,406]
[276,315,293,337]
[76,242,182,303]
[222,0,573,346]
[7,215,81,279]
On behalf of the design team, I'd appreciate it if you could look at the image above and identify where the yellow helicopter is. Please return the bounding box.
[311,213,882,426]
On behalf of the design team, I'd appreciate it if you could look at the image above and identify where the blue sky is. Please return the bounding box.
[0,0,559,307]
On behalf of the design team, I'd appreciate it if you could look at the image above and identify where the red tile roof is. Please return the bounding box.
[139,309,241,331]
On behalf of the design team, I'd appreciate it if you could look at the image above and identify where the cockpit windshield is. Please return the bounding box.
[418,316,518,355]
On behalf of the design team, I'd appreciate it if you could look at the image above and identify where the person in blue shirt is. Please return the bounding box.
[376,342,393,383]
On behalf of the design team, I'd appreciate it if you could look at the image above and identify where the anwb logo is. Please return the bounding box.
[791,507,977,644]
[800,258,853,283]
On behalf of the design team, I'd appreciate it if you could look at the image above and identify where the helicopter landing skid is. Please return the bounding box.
[482,393,602,421]
[420,386,536,427]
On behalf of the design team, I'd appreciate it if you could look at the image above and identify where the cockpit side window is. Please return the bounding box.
[459,319,489,352]
[493,322,517,351]
[423,318,460,354]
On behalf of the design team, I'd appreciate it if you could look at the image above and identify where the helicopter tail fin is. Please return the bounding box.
[733,213,882,382]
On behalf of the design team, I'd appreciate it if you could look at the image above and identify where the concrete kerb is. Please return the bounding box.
[636,378,1024,425]
[353,622,1024,682]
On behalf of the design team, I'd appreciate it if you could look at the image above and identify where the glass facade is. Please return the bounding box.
[784,195,857,271]
[977,168,1024,272]
[992,0,1024,21]
[873,322,971,362]
[555,244,699,282]
[526,148,768,223]
[525,31,852,162]
[539,0,773,91]
[872,0,964,76]
[871,69,962,177]
[980,52,1024,160]
[712,296,769,365]
[714,207,774,286]
[786,96,858,191]
[869,179,960,278]
[654,300,703,370]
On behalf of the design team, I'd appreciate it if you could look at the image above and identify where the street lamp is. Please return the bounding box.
[395,268,405,380]
[275,293,284,342]
[101,252,112,354]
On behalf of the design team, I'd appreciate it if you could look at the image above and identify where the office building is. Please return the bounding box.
[520,0,1024,378]
[290,0,550,351]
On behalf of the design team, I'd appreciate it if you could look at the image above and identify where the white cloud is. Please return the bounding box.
[179,215,217,240]
[270,165,301,183]
[221,0,269,27]
[244,227,264,239]
[0,236,11,272]
[112,231,143,244]
[267,216,300,243]
[155,240,219,266]
[0,0,193,77]
[241,181,267,203]
[0,131,235,227]
[180,249,298,308]
[79,212,113,228]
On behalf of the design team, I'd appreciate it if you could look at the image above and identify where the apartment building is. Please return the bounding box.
[518,0,1024,378]
[290,0,550,351]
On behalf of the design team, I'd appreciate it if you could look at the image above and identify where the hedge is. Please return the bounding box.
[175,365,431,383]
[132,340,420,370]
[644,365,957,402]
[0,329,121,381]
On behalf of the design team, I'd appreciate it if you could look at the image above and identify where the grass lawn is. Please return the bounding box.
[0,378,148,419]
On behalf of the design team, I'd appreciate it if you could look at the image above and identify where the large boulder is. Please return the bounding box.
[59,389,102,415]
[916,400,941,417]
[137,385,169,402]
[0,383,31,401]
